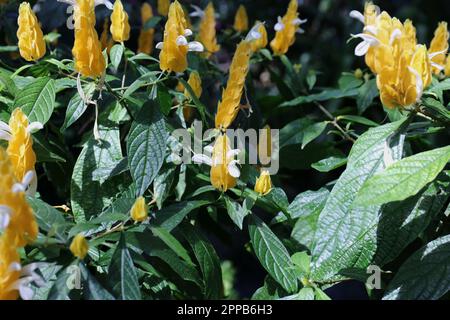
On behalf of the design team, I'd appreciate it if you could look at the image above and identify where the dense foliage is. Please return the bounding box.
[1,0,450,300]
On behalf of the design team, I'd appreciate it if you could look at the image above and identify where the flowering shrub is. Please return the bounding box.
[0,0,450,300]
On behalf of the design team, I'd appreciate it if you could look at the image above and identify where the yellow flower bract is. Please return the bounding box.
[17,2,46,61]
[110,0,130,43]
[198,2,220,58]
[72,0,106,78]
[159,0,189,73]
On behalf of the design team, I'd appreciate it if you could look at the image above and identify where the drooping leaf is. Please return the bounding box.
[383,235,450,300]
[14,76,56,124]
[311,120,406,281]
[354,145,450,206]
[127,101,168,196]
[248,215,298,293]
[108,234,141,300]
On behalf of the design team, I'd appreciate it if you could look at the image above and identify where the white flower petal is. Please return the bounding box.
[176,35,188,46]
[274,22,284,32]
[227,160,241,178]
[407,66,424,101]
[355,40,371,56]
[27,122,44,134]
[189,4,204,18]
[292,18,307,26]
[0,210,11,231]
[94,0,113,10]
[429,49,448,59]
[192,154,212,166]
[76,73,86,103]
[363,25,378,35]
[431,62,445,71]
[0,120,11,133]
[227,149,240,159]
[204,145,214,154]
[155,42,164,50]
[0,130,12,141]
[389,28,402,45]
[187,41,204,52]
[184,29,193,37]
[22,170,35,189]
[12,183,26,194]
[19,284,34,300]
[9,262,21,272]
[349,10,365,24]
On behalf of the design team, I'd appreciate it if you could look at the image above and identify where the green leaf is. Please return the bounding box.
[14,77,56,124]
[180,223,223,299]
[279,88,359,108]
[153,164,176,209]
[311,156,347,172]
[110,44,124,70]
[61,83,96,131]
[143,16,162,30]
[422,97,450,122]
[108,234,141,300]
[157,84,172,116]
[27,197,71,243]
[354,146,450,206]
[127,102,168,197]
[224,196,253,230]
[0,69,17,97]
[337,115,379,127]
[356,78,379,114]
[71,124,125,222]
[314,287,331,300]
[150,227,194,265]
[79,263,115,300]
[151,200,210,232]
[291,251,311,275]
[311,120,406,281]
[248,215,298,293]
[33,132,67,163]
[374,173,450,265]
[383,235,450,300]
[302,122,327,149]
[297,287,315,300]
[273,188,329,223]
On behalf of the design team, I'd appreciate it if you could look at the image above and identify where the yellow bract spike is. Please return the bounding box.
[0,237,21,300]
[428,22,449,74]
[130,196,149,222]
[254,170,272,195]
[138,3,155,55]
[16,2,46,61]
[158,0,170,17]
[250,22,268,52]
[110,0,130,42]
[72,0,106,78]
[215,41,252,130]
[70,234,89,259]
[159,0,189,72]
[198,2,220,58]
[270,0,302,56]
[7,108,36,185]
[233,5,248,32]
[210,134,237,192]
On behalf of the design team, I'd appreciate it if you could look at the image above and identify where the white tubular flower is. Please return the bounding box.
[189,4,204,18]
[176,35,188,46]
[389,28,402,45]
[7,262,45,300]
[351,33,380,56]
[57,0,113,10]
[0,205,12,231]
[0,120,12,141]
[184,29,193,37]
[407,67,424,102]
[274,16,284,31]
[187,41,204,52]
[155,42,164,50]
[246,23,263,41]
[429,49,447,71]
[349,10,365,24]
[12,170,36,195]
